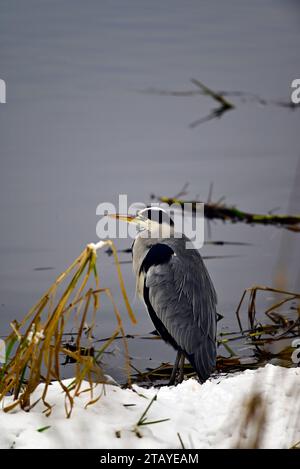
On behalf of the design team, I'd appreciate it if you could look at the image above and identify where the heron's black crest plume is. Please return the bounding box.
[139,207,174,226]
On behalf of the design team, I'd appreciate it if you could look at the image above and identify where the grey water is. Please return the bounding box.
[0,0,299,381]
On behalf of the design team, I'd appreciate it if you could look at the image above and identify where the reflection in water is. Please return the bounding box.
[142,78,299,128]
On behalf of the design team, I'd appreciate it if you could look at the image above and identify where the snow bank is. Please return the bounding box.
[0,364,299,449]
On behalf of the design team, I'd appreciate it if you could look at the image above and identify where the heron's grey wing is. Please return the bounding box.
[145,251,217,381]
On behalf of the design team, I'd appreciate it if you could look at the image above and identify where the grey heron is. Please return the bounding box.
[113,207,217,385]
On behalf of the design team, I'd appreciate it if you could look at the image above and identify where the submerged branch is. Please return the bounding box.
[154,195,300,231]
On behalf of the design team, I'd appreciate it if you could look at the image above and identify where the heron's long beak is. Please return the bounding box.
[109,214,136,223]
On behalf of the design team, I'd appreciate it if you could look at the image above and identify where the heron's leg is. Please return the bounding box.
[178,354,185,384]
[168,350,182,385]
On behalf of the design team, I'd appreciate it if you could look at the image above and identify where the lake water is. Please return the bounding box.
[0,0,299,381]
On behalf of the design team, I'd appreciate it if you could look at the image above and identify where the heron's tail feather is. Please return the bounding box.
[187,338,216,383]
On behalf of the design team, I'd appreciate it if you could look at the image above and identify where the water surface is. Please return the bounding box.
[0,0,299,380]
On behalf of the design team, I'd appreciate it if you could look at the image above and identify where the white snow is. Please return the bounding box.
[0,364,299,449]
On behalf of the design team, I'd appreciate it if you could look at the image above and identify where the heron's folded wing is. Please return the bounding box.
[145,255,217,377]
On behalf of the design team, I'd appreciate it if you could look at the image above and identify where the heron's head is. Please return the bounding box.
[110,207,174,236]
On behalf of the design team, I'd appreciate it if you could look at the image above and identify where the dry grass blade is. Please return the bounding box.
[190,78,234,109]
[234,285,300,362]
[0,240,136,416]
[234,393,267,448]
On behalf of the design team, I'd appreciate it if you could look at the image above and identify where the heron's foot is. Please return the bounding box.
[168,363,179,385]
[168,352,185,386]
[168,371,184,386]
[168,375,176,386]
[168,351,181,386]
[177,354,185,384]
